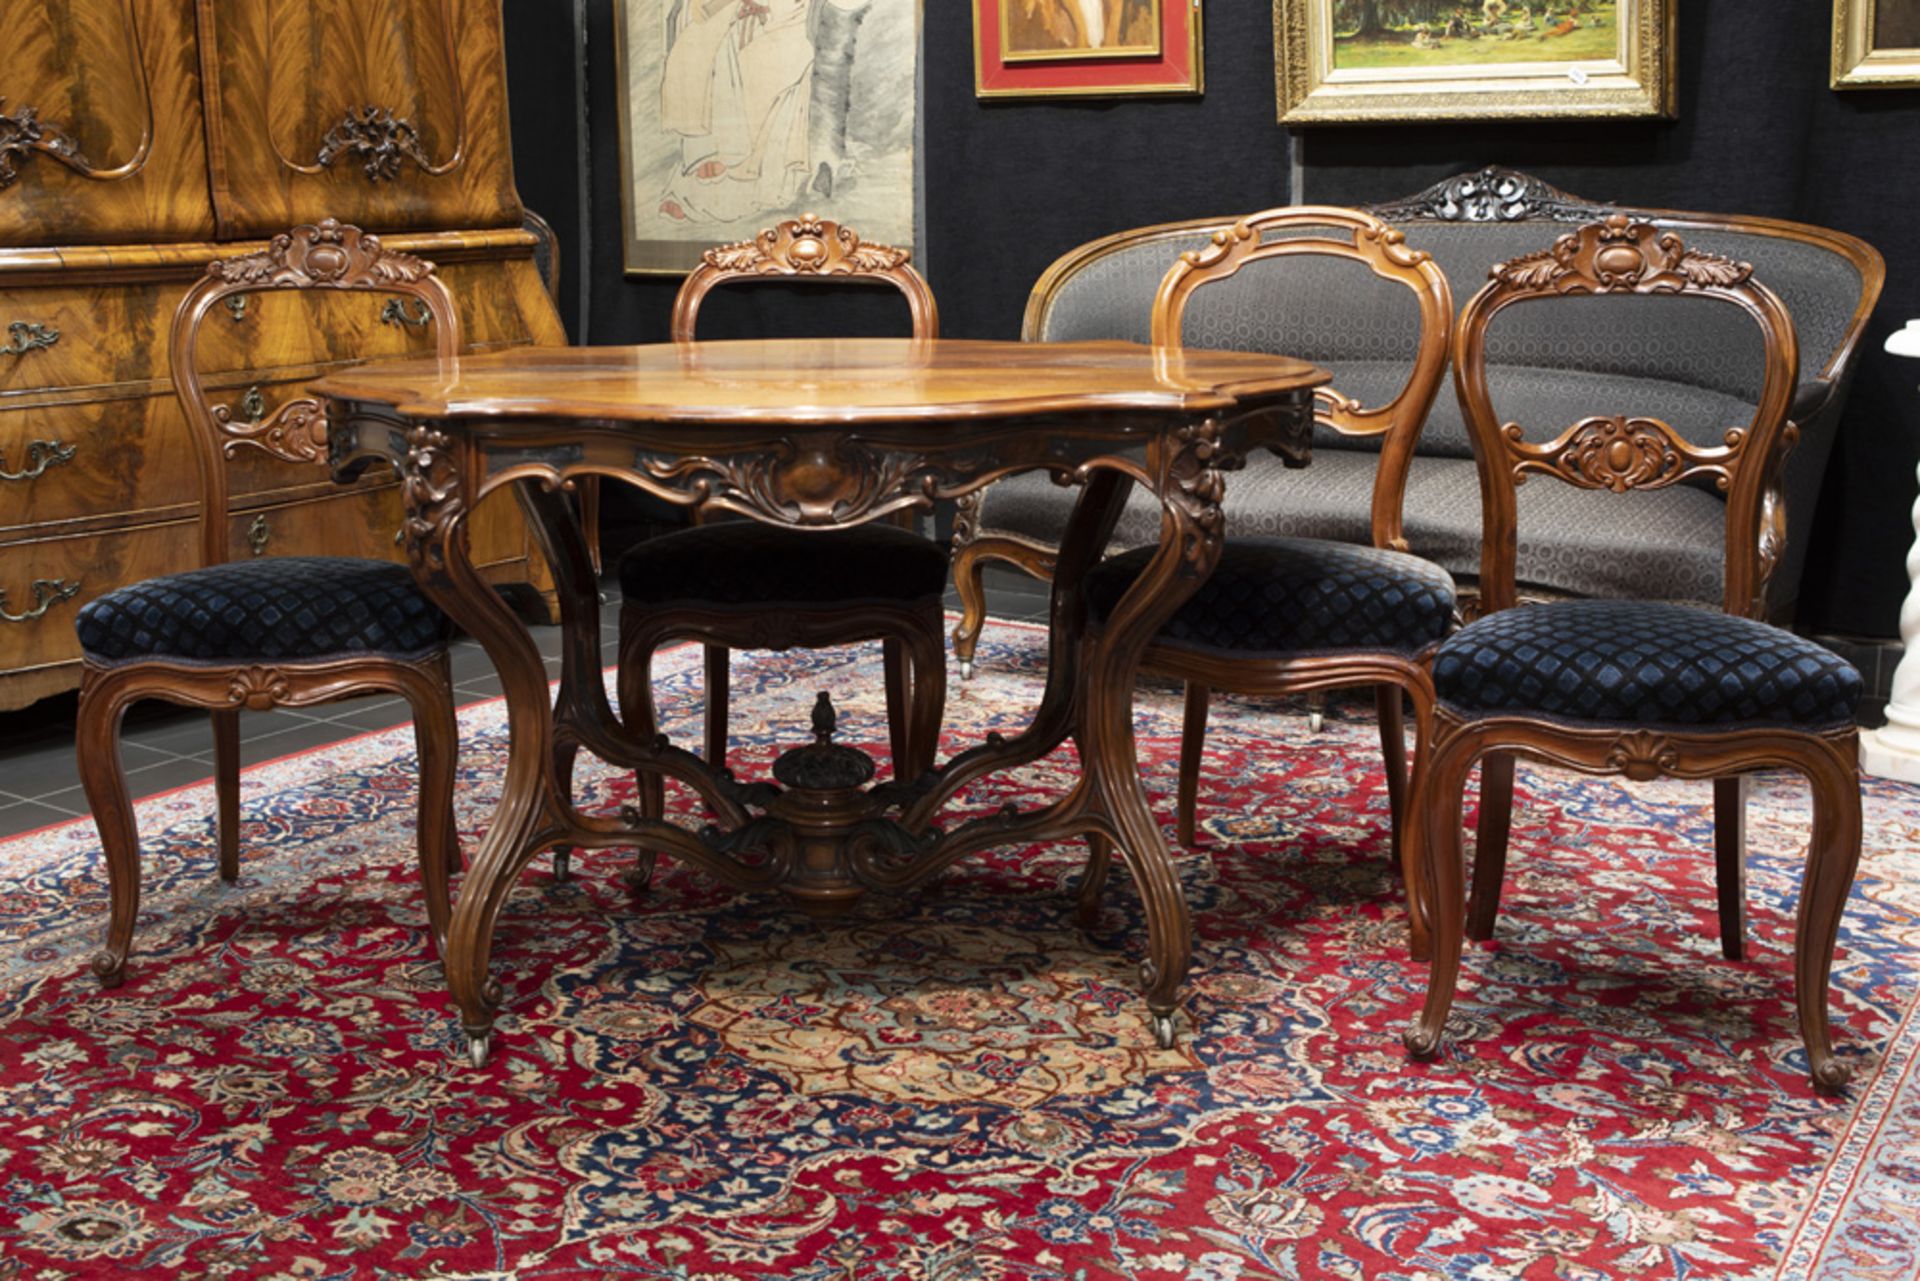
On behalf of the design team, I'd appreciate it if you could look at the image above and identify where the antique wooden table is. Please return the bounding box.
[316,338,1327,1066]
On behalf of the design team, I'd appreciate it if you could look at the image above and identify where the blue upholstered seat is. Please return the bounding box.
[1432,599,1862,727]
[77,557,449,665]
[1084,536,1458,657]
[620,522,949,608]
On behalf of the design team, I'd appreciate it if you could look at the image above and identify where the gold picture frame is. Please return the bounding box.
[1274,0,1676,124]
[1833,0,1920,88]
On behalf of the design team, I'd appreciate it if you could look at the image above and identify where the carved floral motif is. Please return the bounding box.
[1365,166,1611,225]
[703,214,912,277]
[0,100,89,189]
[1495,215,1752,296]
[316,105,433,182]
[1163,415,1233,570]
[639,434,978,527]
[218,397,329,466]
[401,425,463,570]
[1507,415,1738,494]
[209,219,436,289]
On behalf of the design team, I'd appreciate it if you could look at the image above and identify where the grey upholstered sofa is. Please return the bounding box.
[951,167,1884,668]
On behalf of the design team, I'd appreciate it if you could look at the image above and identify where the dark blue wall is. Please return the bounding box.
[502,1,1920,639]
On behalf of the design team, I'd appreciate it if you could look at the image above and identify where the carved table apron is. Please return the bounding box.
[318,338,1326,1066]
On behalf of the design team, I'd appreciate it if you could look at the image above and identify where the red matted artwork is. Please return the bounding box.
[974,0,1203,99]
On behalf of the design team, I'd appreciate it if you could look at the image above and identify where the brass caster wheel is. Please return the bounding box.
[465,1032,491,1069]
[1150,1012,1177,1050]
[959,658,974,681]
[551,850,572,882]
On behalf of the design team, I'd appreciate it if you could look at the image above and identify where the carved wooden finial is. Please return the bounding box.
[208,220,436,289]
[1493,215,1752,296]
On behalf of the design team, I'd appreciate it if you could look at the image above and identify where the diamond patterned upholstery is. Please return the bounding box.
[77,557,450,666]
[1432,600,1862,728]
[620,522,948,608]
[1085,537,1457,657]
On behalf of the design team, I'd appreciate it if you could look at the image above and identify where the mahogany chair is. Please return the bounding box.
[75,222,461,986]
[1405,216,1865,1090]
[1070,208,1456,955]
[612,217,948,881]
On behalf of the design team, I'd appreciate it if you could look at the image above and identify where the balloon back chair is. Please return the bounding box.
[612,217,949,886]
[75,221,464,985]
[1406,216,1865,1090]
[1070,207,1456,956]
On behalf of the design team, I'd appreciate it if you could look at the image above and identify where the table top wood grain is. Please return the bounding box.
[311,337,1329,424]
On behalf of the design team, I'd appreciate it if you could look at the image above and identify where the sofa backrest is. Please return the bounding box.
[1024,216,1433,456]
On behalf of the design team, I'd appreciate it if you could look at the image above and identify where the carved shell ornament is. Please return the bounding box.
[703,214,912,276]
[208,219,436,290]
[1605,730,1680,781]
[1494,215,1752,296]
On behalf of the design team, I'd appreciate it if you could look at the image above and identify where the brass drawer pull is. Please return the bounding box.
[0,578,81,624]
[247,514,271,557]
[2,321,59,357]
[0,439,76,482]
[380,298,434,329]
[224,294,249,323]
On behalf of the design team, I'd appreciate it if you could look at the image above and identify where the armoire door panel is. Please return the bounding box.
[200,0,523,237]
[0,0,217,246]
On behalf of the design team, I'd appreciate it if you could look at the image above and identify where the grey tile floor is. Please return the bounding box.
[0,571,1054,844]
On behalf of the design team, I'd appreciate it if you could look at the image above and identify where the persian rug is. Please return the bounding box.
[2,620,1919,1281]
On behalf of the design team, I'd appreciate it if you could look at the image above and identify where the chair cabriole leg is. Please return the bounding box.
[405,661,460,959]
[1714,774,1749,961]
[1466,751,1516,941]
[1405,733,1476,1060]
[1377,684,1408,871]
[212,709,241,883]
[1796,734,1863,1092]
[77,673,142,989]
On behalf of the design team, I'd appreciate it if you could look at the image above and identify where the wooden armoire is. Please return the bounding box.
[0,0,562,710]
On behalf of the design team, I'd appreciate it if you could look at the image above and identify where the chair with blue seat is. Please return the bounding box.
[1404,215,1865,1090]
[1071,207,1456,954]
[611,217,948,881]
[74,221,462,986]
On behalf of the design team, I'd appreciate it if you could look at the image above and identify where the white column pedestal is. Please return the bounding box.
[1862,320,1920,782]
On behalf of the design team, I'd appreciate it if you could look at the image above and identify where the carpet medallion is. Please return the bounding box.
[1,621,1918,1279]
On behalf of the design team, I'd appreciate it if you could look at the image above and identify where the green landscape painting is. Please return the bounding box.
[1332,0,1621,69]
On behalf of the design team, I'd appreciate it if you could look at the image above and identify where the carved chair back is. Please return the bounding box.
[1148,206,1453,551]
[1453,215,1799,621]
[671,215,939,341]
[170,219,463,569]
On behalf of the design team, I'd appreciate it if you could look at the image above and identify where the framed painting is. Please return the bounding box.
[1834,0,1920,88]
[974,0,1203,99]
[613,0,920,276]
[1274,0,1675,124]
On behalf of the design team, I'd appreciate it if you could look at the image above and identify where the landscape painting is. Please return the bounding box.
[1275,0,1673,122]
[1331,0,1622,70]
[1001,0,1162,62]
[614,0,919,275]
